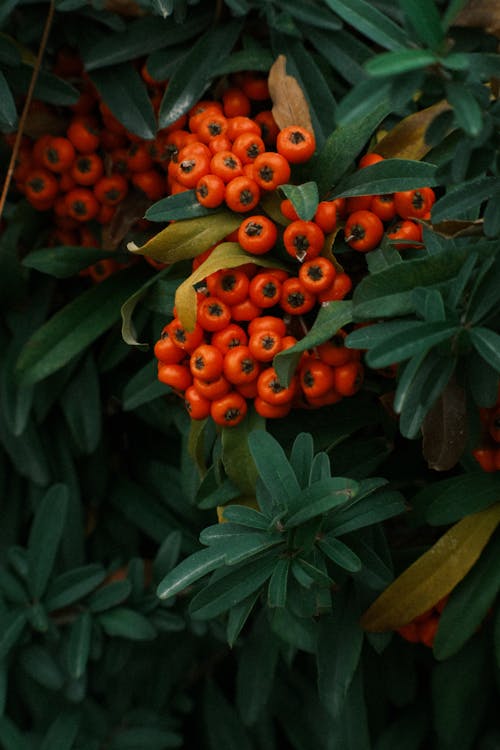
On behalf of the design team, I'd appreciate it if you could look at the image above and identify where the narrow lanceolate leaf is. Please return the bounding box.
[145,190,214,222]
[431,177,500,223]
[89,63,156,140]
[156,546,226,600]
[285,478,359,527]
[267,558,290,607]
[22,245,125,279]
[16,266,149,386]
[0,71,17,128]
[0,610,27,660]
[324,0,408,51]
[158,21,243,128]
[399,0,445,50]
[365,49,438,77]
[332,159,438,199]
[28,484,69,599]
[470,328,500,373]
[128,212,241,265]
[361,503,500,631]
[314,98,393,194]
[66,612,92,679]
[374,101,451,160]
[248,430,301,512]
[268,54,313,133]
[189,555,276,620]
[175,242,286,331]
[366,323,458,369]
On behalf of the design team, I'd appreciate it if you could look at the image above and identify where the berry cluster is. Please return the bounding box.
[397,595,449,648]
[154,259,362,427]
[337,153,436,255]
[472,385,500,472]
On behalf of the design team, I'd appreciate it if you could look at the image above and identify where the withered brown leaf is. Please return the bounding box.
[454,0,500,37]
[422,376,467,471]
[268,55,314,134]
[374,100,451,161]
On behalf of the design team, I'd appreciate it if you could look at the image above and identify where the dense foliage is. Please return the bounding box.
[1,1,500,749]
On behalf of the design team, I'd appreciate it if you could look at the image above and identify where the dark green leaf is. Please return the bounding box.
[89,63,156,140]
[290,432,315,488]
[324,0,408,50]
[399,351,456,438]
[28,484,69,599]
[221,505,271,530]
[470,327,500,373]
[226,591,260,647]
[431,177,500,223]
[314,95,393,194]
[267,558,290,607]
[366,323,458,369]
[0,716,30,750]
[122,361,167,411]
[445,81,483,137]
[16,266,149,386]
[432,637,489,750]
[110,727,182,749]
[434,532,500,660]
[158,22,243,128]
[19,644,65,690]
[426,473,500,525]
[317,587,364,718]
[189,555,276,619]
[220,532,283,566]
[45,564,106,611]
[204,681,253,750]
[466,352,499,408]
[345,320,424,350]
[318,537,362,572]
[329,489,406,535]
[39,712,80,750]
[145,190,214,222]
[374,707,429,750]
[248,429,301,511]
[285,477,359,527]
[0,610,27,660]
[22,245,124,278]
[0,35,21,66]
[400,0,444,49]
[99,608,156,640]
[236,617,279,725]
[66,612,92,679]
[365,49,438,77]
[0,71,17,128]
[280,182,319,221]
[8,66,79,105]
[88,580,132,613]
[332,159,438,198]
[156,546,226,600]
[83,12,211,70]
[60,353,101,454]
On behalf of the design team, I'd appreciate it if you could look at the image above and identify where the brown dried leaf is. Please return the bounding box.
[268,55,313,134]
[423,218,485,239]
[454,0,500,36]
[101,191,150,251]
[374,100,451,161]
[422,377,467,471]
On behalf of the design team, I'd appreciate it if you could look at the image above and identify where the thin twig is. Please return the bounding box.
[0,0,56,223]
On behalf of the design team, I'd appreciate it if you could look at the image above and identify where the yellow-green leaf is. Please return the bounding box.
[127,211,241,264]
[361,503,500,632]
[175,242,287,330]
[374,100,451,161]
